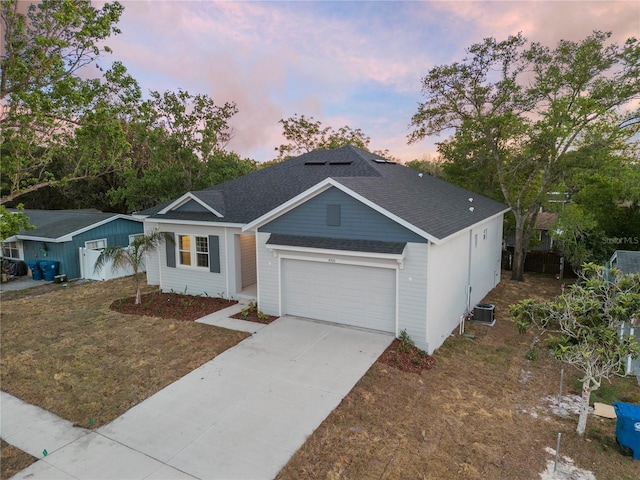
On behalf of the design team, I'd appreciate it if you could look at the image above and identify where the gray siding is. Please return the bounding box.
[397,243,428,351]
[261,187,426,243]
[22,218,143,279]
[175,200,210,213]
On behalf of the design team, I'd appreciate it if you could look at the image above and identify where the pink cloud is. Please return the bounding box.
[429,1,638,46]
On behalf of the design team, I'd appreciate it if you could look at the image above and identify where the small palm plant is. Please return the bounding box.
[93,230,173,305]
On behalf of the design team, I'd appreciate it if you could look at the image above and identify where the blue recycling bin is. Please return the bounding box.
[41,260,60,282]
[613,402,640,460]
[27,260,43,280]
[39,261,51,279]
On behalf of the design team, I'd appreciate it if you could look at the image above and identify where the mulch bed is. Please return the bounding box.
[376,338,436,373]
[110,292,238,321]
[230,309,278,325]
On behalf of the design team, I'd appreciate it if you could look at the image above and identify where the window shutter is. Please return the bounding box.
[165,232,176,268]
[209,235,220,273]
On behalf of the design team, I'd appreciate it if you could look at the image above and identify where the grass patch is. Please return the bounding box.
[0,440,36,480]
[569,375,640,405]
[1,276,248,429]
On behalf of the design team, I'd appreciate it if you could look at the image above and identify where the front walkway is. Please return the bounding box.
[2,315,392,479]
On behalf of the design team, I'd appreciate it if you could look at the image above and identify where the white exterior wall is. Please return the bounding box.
[144,222,161,286]
[425,231,471,353]
[468,215,504,306]
[397,242,428,352]
[224,228,238,297]
[425,214,505,354]
[256,232,280,315]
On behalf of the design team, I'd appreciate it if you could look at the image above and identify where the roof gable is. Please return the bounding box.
[159,192,224,217]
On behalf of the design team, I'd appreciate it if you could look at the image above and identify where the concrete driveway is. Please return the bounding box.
[6,316,392,479]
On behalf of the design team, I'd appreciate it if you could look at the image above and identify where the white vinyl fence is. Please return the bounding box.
[79,247,145,281]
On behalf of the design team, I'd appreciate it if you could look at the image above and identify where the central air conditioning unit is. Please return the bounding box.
[473,303,496,326]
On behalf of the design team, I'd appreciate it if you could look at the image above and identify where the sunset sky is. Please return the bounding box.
[99,1,640,163]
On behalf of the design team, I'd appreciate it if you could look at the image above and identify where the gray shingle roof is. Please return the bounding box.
[8,209,134,241]
[267,234,407,254]
[146,145,509,241]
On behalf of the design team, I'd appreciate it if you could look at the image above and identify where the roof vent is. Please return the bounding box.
[372,157,396,164]
[304,161,327,165]
[329,161,352,165]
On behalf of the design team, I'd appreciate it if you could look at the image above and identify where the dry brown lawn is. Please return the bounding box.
[0,276,248,430]
[0,440,36,480]
[277,273,640,480]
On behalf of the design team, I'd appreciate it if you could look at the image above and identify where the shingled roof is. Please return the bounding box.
[145,145,509,242]
[7,209,140,242]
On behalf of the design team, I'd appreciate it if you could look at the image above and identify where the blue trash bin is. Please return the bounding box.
[27,260,43,280]
[38,261,51,279]
[42,261,59,282]
[613,402,640,460]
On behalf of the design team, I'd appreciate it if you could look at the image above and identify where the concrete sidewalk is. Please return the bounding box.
[3,316,392,479]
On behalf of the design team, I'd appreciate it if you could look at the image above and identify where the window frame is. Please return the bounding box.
[177,234,210,269]
[85,238,107,250]
[1,240,22,259]
[129,234,144,246]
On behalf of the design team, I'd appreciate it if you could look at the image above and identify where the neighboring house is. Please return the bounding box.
[531,211,558,251]
[2,209,144,280]
[141,146,509,354]
[610,249,640,275]
[504,210,557,252]
[609,250,640,377]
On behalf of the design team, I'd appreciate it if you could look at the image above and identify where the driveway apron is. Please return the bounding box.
[8,316,392,479]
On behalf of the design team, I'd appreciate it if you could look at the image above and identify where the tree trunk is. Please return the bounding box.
[512,247,525,281]
[576,380,592,437]
[135,284,142,305]
[511,215,526,281]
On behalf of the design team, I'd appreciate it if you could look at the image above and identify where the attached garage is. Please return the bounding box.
[282,258,397,333]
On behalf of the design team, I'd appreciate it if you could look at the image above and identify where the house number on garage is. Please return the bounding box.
[327,258,336,263]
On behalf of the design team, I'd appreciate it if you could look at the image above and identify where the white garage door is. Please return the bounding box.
[283,259,396,332]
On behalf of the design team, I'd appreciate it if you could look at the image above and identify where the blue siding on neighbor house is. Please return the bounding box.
[261,187,427,243]
[21,218,143,279]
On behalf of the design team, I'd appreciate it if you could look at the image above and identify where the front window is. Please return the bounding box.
[2,241,21,259]
[178,235,209,268]
[179,235,192,265]
[195,236,209,267]
[129,234,144,246]
[85,239,107,250]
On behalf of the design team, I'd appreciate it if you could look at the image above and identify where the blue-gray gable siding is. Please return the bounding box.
[175,200,210,213]
[260,187,426,244]
[21,218,143,279]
